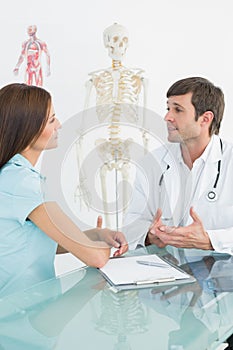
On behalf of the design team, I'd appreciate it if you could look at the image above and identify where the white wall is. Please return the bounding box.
[1,0,233,227]
[1,0,232,140]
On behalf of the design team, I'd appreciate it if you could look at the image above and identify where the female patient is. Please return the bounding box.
[0,83,128,297]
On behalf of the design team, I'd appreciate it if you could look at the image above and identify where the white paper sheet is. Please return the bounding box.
[100,254,190,286]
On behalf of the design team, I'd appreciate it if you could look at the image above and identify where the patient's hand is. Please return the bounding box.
[96,216,128,257]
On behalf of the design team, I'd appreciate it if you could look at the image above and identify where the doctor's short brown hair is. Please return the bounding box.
[166,77,225,136]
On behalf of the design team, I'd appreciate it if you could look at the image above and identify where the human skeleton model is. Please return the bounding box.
[13,25,50,86]
[76,23,148,228]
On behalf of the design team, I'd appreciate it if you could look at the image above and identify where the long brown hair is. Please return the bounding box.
[0,83,51,168]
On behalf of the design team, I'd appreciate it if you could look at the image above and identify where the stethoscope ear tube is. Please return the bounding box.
[206,139,222,202]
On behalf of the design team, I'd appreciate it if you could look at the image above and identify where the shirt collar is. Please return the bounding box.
[197,136,214,163]
[207,134,222,163]
[162,135,222,167]
[7,154,45,179]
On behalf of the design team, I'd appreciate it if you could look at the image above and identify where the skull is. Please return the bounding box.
[103,23,129,61]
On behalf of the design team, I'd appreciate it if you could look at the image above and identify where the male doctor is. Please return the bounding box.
[124,77,233,254]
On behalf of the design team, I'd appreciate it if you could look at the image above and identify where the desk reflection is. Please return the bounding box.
[95,289,149,350]
[139,249,233,349]
[0,268,100,349]
[0,250,233,350]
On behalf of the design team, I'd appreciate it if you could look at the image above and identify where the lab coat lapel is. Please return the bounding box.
[161,144,183,226]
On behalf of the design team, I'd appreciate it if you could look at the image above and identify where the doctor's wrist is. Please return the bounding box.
[201,232,214,250]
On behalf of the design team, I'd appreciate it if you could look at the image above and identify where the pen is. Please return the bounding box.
[136,260,170,268]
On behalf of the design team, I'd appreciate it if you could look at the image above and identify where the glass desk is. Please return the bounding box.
[1,246,233,350]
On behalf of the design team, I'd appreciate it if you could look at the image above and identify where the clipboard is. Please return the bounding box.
[99,254,196,292]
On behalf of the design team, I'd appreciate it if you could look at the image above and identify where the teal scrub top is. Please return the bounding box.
[0,154,57,297]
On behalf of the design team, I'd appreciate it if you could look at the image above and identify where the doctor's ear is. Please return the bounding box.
[200,111,214,127]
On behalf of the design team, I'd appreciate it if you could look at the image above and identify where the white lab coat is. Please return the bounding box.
[123,135,233,254]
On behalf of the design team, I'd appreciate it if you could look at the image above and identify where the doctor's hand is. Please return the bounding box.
[145,209,167,247]
[150,207,213,250]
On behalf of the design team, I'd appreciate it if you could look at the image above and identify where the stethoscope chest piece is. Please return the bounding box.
[207,190,218,202]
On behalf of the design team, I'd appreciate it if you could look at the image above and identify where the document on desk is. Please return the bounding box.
[99,254,195,291]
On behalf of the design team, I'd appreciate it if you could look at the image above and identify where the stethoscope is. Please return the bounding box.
[206,138,222,202]
[158,139,223,203]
